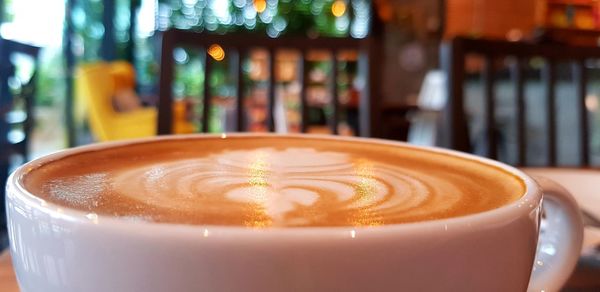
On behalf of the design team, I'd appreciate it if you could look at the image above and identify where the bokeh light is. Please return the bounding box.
[208,44,225,61]
[173,47,189,64]
[332,0,347,18]
[254,0,267,13]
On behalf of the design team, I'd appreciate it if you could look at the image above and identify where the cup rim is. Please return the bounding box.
[7,133,541,236]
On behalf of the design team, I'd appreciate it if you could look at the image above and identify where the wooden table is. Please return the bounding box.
[523,168,600,291]
[0,250,18,292]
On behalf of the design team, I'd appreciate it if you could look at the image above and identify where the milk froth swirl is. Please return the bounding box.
[111,147,460,227]
[25,136,524,227]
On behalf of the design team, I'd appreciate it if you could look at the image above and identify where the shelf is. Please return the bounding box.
[548,0,597,7]
[539,26,600,46]
[545,26,600,34]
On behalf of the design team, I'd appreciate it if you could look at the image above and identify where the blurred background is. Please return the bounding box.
[2,1,600,289]
[2,0,599,161]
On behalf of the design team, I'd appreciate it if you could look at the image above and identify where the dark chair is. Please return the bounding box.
[0,38,40,247]
[440,36,599,167]
[157,29,385,138]
[440,37,600,291]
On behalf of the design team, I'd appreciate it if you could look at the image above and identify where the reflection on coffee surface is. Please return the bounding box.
[23,136,525,227]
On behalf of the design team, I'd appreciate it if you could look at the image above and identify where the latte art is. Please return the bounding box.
[110,148,452,227]
[23,136,525,227]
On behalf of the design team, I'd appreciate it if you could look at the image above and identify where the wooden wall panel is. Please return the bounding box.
[445,0,541,39]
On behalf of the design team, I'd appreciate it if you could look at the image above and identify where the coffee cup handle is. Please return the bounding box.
[527,176,584,292]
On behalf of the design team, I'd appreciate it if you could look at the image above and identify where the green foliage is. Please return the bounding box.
[158,0,364,38]
[71,0,104,61]
[115,0,132,60]
[36,50,66,106]
[2,0,13,22]
[173,52,204,98]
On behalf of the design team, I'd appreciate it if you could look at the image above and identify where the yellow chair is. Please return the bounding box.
[76,62,195,141]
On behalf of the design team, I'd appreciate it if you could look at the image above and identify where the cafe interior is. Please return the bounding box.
[0,0,599,290]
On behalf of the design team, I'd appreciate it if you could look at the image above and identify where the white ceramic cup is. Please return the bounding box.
[5,135,584,292]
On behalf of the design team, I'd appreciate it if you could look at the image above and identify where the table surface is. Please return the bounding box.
[522,168,600,291]
[1,168,598,291]
[0,251,18,292]
[522,168,600,256]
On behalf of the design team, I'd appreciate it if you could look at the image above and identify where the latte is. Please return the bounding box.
[22,135,525,227]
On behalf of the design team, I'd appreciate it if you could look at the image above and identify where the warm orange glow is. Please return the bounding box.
[378,3,393,22]
[351,159,383,227]
[244,152,273,228]
[207,44,225,61]
[331,0,346,18]
[254,0,266,13]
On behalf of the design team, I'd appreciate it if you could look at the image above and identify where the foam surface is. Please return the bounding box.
[22,136,525,227]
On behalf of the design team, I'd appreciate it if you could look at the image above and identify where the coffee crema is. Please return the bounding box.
[22,136,525,227]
